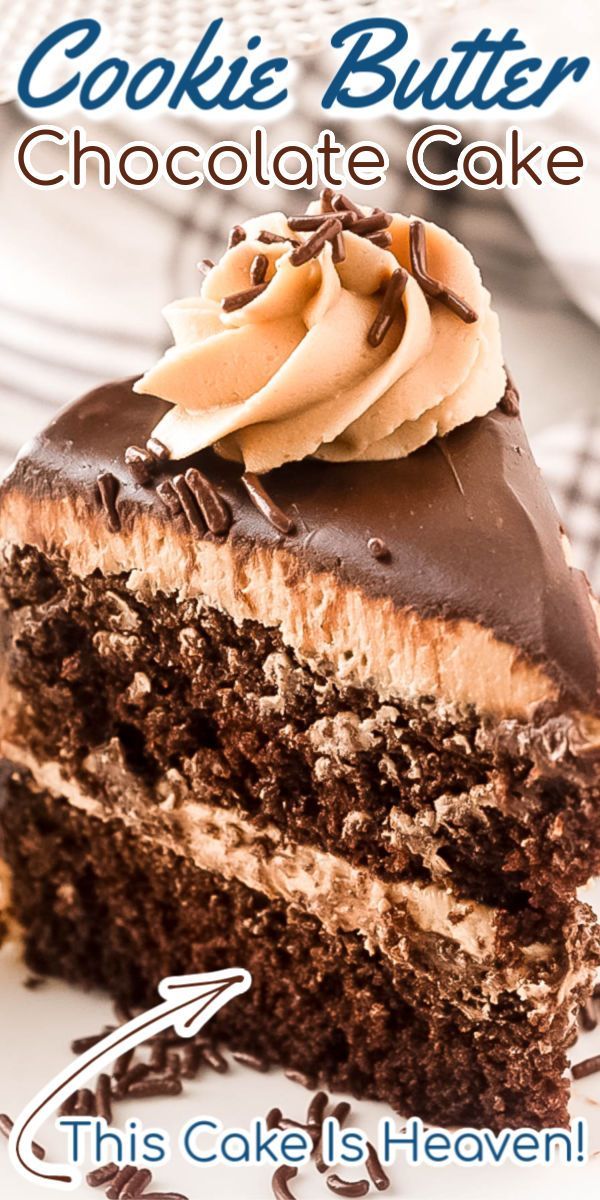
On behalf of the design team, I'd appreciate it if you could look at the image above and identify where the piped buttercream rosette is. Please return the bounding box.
[134,202,506,473]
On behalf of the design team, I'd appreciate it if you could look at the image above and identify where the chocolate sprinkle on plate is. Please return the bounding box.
[97,471,121,533]
[141,1193,189,1200]
[579,998,598,1032]
[366,1142,390,1191]
[572,1053,600,1080]
[122,1167,153,1197]
[242,472,296,535]
[326,1176,370,1198]
[86,1162,119,1187]
[232,1049,270,1072]
[0,1113,45,1159]
[266,1106,283,1130]
[201,1045,229,1074]
[409,220,478,324]
[106,1163,138,1199]
[307,1090,329,1127]
[127,1074,183,1098]
[95,1072,113,1123]
[272,1164,298,1200]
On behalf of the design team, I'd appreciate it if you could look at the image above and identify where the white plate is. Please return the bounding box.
[2,885,600,1200]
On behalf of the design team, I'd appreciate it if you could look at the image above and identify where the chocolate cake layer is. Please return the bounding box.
[2,543,598,907]
[2,380,600,716]
[2,770,597,1131]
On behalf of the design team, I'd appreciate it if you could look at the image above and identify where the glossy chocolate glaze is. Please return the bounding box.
[3,379,600,714]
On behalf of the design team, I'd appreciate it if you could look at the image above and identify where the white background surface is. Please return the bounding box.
[1,885,600,1200]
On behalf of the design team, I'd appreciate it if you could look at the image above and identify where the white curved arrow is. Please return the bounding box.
[9,968,251,1190]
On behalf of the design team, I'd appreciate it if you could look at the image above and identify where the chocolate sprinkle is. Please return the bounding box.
[59,1093,77,1117]
[73,1087,96,1116]
[326,1175,370,1198]
[95,1073,113,1123]
[97,472,121,533]
[146,436,170,462]
[331,192,364,218]
[367,269,408,348]
[258,230,300,246]
[284,1067,315,1089]
[572,1053,600,1080]
[579,998,598,1032]
[232,1050,270,1072]
[197,258,215,276]
[307,1090,329,1127]
[228,224,246,247]
[0,1113,45,1159]
[320,187,335,211]
[172,475,206,535]
[141,1194,189,1200]
[122,1167,153,1197]
[150,1039,168,1073]
[250,253,269,286]
[117,1061,151,1094]
[366,230,392,250]
[499,367,520,415]
[156,480,183,518]
[180,1043,201,1079]
[266,1106,282,1131]
[184,467,232,535]
[106,1164,137,1199]
[271,1164,298,1200]
[126,1074,183,1098]
[332,232,346,265]
[112,1047,135,1080]
[201,1045,229,1074]
[242,472,296,535]
[124,444,155,486]
[367,537,390,561]
[86,1162,119,1187]
[409,220,478,323]
[71,1029,114,1054]
[351,210,392,237]
[366,1142,390,1191]
[221,282,268,312]
[290,217,342,267]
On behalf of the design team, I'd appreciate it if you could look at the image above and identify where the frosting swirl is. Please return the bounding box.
[135,204,506,473]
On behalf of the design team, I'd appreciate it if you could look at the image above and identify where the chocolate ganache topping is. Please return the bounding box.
[134,195,506,473]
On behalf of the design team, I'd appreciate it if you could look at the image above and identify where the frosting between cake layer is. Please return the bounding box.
[4,740,595,1018]
[0,505,561,721]
[135,210,506,472]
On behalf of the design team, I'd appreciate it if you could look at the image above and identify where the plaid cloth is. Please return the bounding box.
[0,12,598,591]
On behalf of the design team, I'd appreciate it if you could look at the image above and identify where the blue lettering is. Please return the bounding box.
[322,18,409,108]
[80,58,128,110]
[18,18,101,108]
[125,59,175,110]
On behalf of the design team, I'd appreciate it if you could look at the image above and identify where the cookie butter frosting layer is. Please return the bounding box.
[134,209,506,472]
[1,383,600,717]
[4,739,587,1015]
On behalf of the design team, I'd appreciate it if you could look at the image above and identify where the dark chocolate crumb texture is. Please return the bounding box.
[1,196,599,1132]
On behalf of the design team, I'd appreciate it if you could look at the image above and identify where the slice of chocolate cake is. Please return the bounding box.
[1,197,599,1132]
